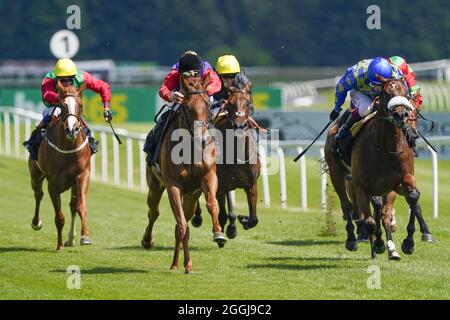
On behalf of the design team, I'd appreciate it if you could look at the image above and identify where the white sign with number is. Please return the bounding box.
[49,29,80,59]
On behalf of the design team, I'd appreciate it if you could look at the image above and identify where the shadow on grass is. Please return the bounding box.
[110,245,209,252]
[0,246,47,253]
[50,267,148,274]
[267,256,355,262]
[246,263,339,271]
[267,239,341,247]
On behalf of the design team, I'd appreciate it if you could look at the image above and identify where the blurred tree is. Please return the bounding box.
[0,0,448,65]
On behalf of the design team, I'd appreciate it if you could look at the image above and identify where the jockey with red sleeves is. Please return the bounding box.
[388,56,422,108]
[143,51,221,165]
[24,58,112,159]
[158,50,221,103]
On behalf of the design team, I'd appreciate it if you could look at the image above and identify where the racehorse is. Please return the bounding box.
[29,82,92,250]
[141,71,226,273]
[192,83,260,240]
[325,77,431,260]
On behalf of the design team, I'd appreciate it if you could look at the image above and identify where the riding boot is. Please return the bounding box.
[23,120,47,160]
[83,127,98,155]
[144,110,171,166]
[335,111,358,164]
[403,124,419,157]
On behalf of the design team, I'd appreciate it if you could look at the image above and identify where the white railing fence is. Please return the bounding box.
[0,107,441,218]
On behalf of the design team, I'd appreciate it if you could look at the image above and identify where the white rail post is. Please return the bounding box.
[24,118,31,159]
[91,154,96,180]
[277,147,287,209]
[297,147,307,211]
[258,144,270,208]
[113,133,120,185]
[428,146,439,219]
[13,113,20,158]
[127,137,133,188]
[139,140,146,192]
[0,111,3,154]
[101,132,108,182]
[5,112,11,156]
[320,148,327,212]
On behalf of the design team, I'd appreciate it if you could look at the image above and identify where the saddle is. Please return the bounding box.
[333,111,376,167]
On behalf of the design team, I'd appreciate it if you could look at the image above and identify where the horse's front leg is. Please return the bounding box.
[201,173,227,247]
[225,191,238,239]
[64,186,78,247]
[167,184,191,273]
[76,170,91,245]
[239,182,259,230]
[48,182,64,251]
[355,185,376,259]
[371,196,386,254]
[381,195,401,260]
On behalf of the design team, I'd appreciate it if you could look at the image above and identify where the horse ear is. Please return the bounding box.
[56,79,65,94]
[375,74,388,84]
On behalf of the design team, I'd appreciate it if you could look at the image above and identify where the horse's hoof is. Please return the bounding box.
[56,246,64,252]
[170,265,178,271]
[213,232,227,246]
[64,239,75,247]
[191,215,203,228]
[141,238,154,250]
[238,215,258,230]
[345,240,358,251]
[226,224,237,239]
[421,233,434,243]
[185,269,193,274]
[389,251,401,261]
[374,240,386,254]
[80,237,92,245]
[401,239,415,255]
[31,220,42,231]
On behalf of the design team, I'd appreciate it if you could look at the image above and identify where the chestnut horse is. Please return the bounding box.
[29,82,92,250]
[325,77,431,260]
[141,72,226,273]
[192,83,260,240]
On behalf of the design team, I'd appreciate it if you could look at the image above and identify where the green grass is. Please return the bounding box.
[0,155,449,300]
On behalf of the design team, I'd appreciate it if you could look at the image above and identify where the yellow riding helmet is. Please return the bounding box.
[54,58,77,77]
[216,55,241,75]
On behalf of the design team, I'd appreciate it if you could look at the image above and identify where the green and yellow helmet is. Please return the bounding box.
[54,58,77,77]
[216,55,241,75]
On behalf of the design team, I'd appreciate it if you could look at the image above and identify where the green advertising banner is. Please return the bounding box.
[0,86,281,123]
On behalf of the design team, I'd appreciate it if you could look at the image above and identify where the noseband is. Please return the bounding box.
[180,89,213,147]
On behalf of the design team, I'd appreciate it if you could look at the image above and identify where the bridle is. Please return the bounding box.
[218,88,251,130]
[179,89,214,148]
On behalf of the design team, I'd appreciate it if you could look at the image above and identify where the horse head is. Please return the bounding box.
[179,71,212,148]
[226,82,252,134]
[56,81,86,140]
[376,75,414,129]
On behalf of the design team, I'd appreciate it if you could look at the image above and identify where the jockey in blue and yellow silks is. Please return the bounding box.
[329,57,403,159]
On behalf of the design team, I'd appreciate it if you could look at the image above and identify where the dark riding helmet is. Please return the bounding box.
[179,51,203,74]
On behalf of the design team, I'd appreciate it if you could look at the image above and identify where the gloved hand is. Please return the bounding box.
[103,109,112,122]
[169,91,184,103]
[330,109,340,121]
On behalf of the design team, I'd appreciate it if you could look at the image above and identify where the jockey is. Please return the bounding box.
[212,54,254,117]
[23,58,112,160]
[330,57,403,160]
[143,51,221,165]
